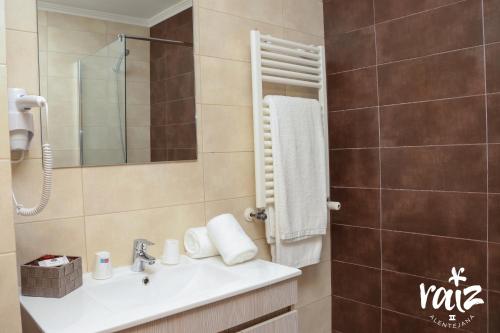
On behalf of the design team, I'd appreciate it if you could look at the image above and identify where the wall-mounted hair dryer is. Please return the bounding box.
[8,88,52,216]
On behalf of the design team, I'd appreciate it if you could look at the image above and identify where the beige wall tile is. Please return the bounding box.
[284,0,324,37]
[0,65,10,158]
[85,203,205,269]
[46,12,106,33]
[37,24,47,51]
[47,76,77,102]
[202,105,253,153]
[126,60,150,82]
[47,52,80,78]
[37,10,47,27]
[15,217,86,269]
[127,126,150,150]
[12,159,84,223]
[204,196,265,240]
[127,149,150,164]
[297,260,331,307]
[0,160,16,253]
[198,0,284,27]
[6,29,38,94]
[82,161,205,215]
[203,152,254,201]
[0,253,22,333]
[254,238,271,261]
[0,1,6,65]
[105,21,148,37]
[126,104,150,127]
[124,39,149,62]
[6,0,36,32]
[198,8,283,62]
[200,56,251,106]
[284,29,325,46]
[298,296,332,333]
[47,27,106,55]
[126,81,150,104]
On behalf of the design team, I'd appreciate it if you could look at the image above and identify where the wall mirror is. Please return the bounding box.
[37,0,196,168]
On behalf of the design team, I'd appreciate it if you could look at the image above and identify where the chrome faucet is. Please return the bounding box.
[132,239,156,272]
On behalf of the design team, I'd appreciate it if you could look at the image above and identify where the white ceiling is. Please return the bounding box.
[38,0,191,27]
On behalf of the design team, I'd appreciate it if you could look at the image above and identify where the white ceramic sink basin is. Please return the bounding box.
[85,261,240,312]
[20,256,301,333]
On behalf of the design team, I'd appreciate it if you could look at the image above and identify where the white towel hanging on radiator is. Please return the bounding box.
[264,95,328,268]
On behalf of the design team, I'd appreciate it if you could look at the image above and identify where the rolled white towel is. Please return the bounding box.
[184,227,219,259]
[207,214,258,266]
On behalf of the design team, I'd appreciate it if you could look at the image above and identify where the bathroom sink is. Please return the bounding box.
[85,261,241,311]
[20,256,301,333]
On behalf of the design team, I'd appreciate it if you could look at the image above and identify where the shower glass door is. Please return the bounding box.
[79,37,127,166]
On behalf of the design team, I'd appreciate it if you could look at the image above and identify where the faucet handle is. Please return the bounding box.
[134,239,154,251]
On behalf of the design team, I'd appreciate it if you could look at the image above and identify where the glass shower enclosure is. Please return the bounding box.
[75,32,195,167]
[78,36,127,166]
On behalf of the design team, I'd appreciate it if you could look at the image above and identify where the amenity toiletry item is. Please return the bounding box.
[265,96,327,268]
[38,256,69,267]
[93,251,113,280]
[162,239,180,265]
[184,227,219,259]
[207,214,258,266]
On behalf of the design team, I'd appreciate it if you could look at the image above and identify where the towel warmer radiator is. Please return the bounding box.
[248,30,340,221]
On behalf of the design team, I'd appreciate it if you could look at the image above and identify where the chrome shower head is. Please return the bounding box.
[112,49,130,73]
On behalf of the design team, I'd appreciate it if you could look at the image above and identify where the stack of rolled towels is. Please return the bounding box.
[184,213,258,266]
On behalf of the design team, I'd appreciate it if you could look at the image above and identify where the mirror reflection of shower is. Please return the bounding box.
[76,29,195,166]
[112,47,130,163]
[113,49,130,73]
[78,36,128,166]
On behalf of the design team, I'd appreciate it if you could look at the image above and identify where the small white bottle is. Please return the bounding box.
[93,251,113,280]
[162,239,180,265]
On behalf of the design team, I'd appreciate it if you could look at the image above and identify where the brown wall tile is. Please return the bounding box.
[382,231,487,285]
[489,144,500,193]
[381,146,487,192]
[327,67,378,110]
[164,98,196,125]
[332,224,381,268]
[382,271,487,332]
[330,108,379,148]
[378,47,485,105]
[380,96,486,146]
[326,26,375,73]
[382,189,487,240]
[376,0,482,64]
[332,148,380,188]
[487,43,500,94]
[332,296,381,332]
[332,261,381,306]
[489,243,500,292]
[490,291,500,332]
[324,0,374,35]
[488,94,500,143]
[485,0,500,43]
[331,187,380,228]
[382,310,452,333]
[165,73,195,101]
[150,9,195,162]
[374,0,462,23]
[489,194,500,242]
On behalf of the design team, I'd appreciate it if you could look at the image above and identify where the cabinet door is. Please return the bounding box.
[239,310,298,333]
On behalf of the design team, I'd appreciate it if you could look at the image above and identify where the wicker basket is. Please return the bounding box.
[21,255,83,298]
